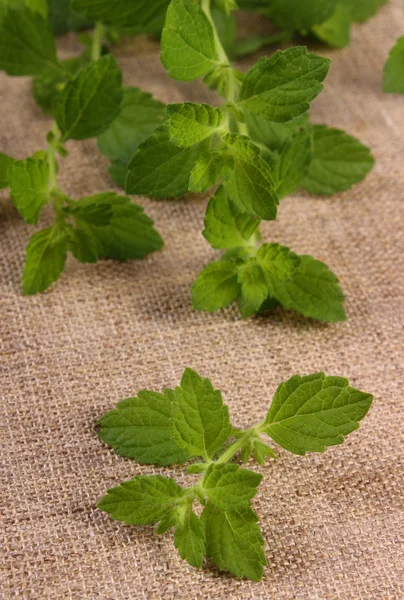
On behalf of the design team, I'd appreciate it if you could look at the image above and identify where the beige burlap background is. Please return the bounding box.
[1,2,404,599]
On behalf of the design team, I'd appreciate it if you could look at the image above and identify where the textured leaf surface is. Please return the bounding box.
[223,133,279,220]
[192,260,240,312]
[72,0,170,31]
[9,158,49,224]
[264,373,373,455]
[97,390,190,465]
[97,475,184,525]
[23,227,68,295]
[201,503,266,581]
[126,129,210,198]
[238,47,330,122]
[257,243,300,282]
[203,186,260,249]
[303,125,374,194]
[267,254,346,322]
[165,103,224,147]
[271,130,312,198]
[174,511,206,568]
[55,55,123,141]
[161,0,219,81]
[0,7,62,76]
[98,87,165,163]
[237,260,268,318]
[268,0,338,30]
[170,368,232,460]
[382,36,404,94]
[203,464,262,510]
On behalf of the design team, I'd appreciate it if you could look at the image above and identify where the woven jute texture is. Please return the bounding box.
[1,2,404,599]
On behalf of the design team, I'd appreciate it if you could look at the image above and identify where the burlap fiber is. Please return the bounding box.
[1,2,404,598]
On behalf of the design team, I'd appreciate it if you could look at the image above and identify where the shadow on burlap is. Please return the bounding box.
[1,2,403,599]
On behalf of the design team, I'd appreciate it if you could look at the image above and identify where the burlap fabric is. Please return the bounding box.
[1,2,403,598]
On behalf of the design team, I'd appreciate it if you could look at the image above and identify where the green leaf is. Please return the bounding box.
[68,227,98,263]
[203,464,262,510]
[161,0,219,81]
[97,390,190,466]
[188,151,232,193]
[9,157,50,224]
[382,36,404,94]
[0,152,15,189]
[257,243,300,282]
[213,0,238,15]
[98,87,165,164]
[252,439,276,465]
[71,0,170,32]
[238,47,330,123]
[170,368,232,460]
[340,0,387,23]
[0,6,63,77]
[268,0,338,30]
[237,260,268,318]
[245,112,310,152]
[223,133,279,220]
[212,5,236,54]
[191,260,240,312]
[267,254,346,322]
[263,372,373,455]
[302,125,374,195]
[54,54,123,141]
[126,128,211,199]
[46,0,93,36]
[203,186,260,249]
[174,511,206,568]
[312,5,351,48]
[67,193,163,260]
[201,502,266,581]
[0,0,48,19]
[271,130,312,198]
[165,103,224,148]
[22,226,68,295]
[97,475,185,525]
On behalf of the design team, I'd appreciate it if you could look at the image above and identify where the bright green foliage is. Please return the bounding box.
[72,0,170,32]
[191,260,240,311]
[238,48,330,122]
[54,55,123,141]
[383,36,404,94]
[161,0,219,81]
[188,152,233,193]
[97,390,190,465]
[0,0,48,19]
[98,87,165,185]
[312,5,352,48]
[257,243,300,282]
[0,6,63,77]
[340,0,387,23]
[170,368,232,460]
[23,226,69,295]
[268,0,338,30]
[303,125,375,194]
[9,157,50,224]
[98,475,185,525]
[98,368,372,580]
[263,373,373,455]
[0,152,15,189]
[165,103,225,147]
[202,503,266,581]
[237,259,269,317]
[203,186,260,249]
[271,130,312,198]
[126,129,211,198]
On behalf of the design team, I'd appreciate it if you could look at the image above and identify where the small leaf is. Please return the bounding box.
[174,511,206,568]
[263,373,373,455]
[23,226,68,295]
[245,111,310,152]
[203,186,260,249]
[55,54,123,141]
[97,475,185,525]
[382,36,404,94]
[161,0,219,81]
[203,464,262,510]
[302,125,374,194]
[256,243,300,282]
[165,103,224,147]
[68,228,98,263]
[9,157,50,224]
[238,47,330,123]
[271,130,312,198]
[126,128,211,198]
[237,260,268,318]
[97,390,190,466]
[191,260,240,312]
[312,6,352,49]
[0,152,15,189]
[201,502,266,581]
[170,368,232,460]
[223,133,279,220]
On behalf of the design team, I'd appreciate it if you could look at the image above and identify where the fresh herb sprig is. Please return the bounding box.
[0,3,163,294]
[97,367,373,581]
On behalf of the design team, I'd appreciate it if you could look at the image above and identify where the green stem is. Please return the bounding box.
[215,426,258,465]
[91,22,105,62]
[47,122,60,193]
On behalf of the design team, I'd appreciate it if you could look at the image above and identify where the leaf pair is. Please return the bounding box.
[97,368,373,579]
